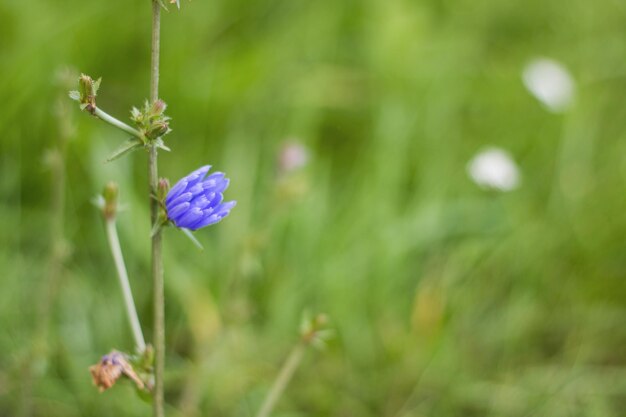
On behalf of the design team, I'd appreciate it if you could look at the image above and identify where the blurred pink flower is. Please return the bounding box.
[279,141,309,174]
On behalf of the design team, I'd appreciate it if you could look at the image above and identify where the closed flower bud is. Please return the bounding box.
[102,182,119,220]
[150,99,167,117]
[300,312,333,348]
[165,165,236,230]
[145,120,170,140]
[78,74,101,114]
[157,178,170,202]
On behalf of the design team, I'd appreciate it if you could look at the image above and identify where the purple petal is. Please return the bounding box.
[190,195,210,210]
[215,200,236,214]
[188,201,235,230]
[185,166,211,188]
[204,192,216,203]
[209,192,223,208]
[167,202,190,222]
[186,183,204,198]
[166,192,193,210]
[205,172,225,182]
[212,178,230,194]
[166,179,188,204]
[189,165,212,179]
[176,207,204,228]
[189,213,221,230]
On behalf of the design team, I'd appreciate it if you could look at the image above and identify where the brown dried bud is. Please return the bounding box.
[89,351,145,392]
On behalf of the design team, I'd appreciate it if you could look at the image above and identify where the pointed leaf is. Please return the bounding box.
[180,228,204,250]
[154,138,171,152]
[93,77,102,95]
[106,138,144,163]
[151,220,165,238]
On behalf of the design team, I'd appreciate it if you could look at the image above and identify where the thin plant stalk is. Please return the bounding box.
[149,1,164,416]
[93,107,143,138]
[255,342,307,417]
[105,218,146,352]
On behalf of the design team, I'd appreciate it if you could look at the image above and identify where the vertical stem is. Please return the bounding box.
[150,1,164,417]
[150,1,160,103]
[105,219,146,352]
[255,343,307,417]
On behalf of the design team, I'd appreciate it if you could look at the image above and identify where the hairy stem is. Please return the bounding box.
[105,219,146,352]
[150,1,164,417]
[93,107,142,138]
[255,343,306,417]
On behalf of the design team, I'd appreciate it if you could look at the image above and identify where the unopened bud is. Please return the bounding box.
[102,182,119,220]
[157,178,170,202]
[78,74,100,114]
[145,120,170,140]
[150,99,167,116]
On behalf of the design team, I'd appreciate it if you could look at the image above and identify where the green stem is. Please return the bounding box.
[149,1,164,417]
[255,343,307,417]
[105,218,146,352]
[93,107,143,138]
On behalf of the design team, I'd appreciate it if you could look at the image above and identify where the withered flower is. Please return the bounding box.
[89,351,145,392]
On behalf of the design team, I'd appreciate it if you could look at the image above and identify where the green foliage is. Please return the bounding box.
[1,0,626,416]
[106,138,144,162]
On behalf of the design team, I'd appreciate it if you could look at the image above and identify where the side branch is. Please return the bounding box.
[105,218,147,352]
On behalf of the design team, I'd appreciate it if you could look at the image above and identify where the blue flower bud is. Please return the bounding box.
[165,165,236,230]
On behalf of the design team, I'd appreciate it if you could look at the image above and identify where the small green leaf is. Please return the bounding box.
[106,137,144,162]
[93,77,102,95]
[135,385,153,403]
[68,90,80,101]
[154,138,171,152]
[150,220,163,237]
[180,228,204,250]
[130,106,142,122]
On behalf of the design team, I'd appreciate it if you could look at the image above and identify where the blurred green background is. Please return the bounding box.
[2,0,626,416]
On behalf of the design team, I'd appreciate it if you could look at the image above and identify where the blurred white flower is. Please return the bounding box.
[278,141,309,174]
[522,58,575,112]
[467,147,520,191]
